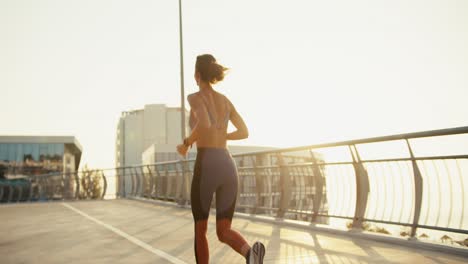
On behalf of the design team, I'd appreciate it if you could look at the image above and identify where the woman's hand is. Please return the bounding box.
[177,144,189,157]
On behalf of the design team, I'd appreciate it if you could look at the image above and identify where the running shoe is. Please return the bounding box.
[247,241,265,264]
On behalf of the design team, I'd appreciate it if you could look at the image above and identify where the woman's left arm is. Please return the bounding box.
[177,94,210,156]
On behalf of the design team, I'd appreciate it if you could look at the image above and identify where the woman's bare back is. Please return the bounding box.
[188,90,247,148]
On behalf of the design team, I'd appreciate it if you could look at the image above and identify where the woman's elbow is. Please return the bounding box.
[242,129,249,139]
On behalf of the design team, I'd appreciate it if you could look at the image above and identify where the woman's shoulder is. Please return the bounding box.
[187,91,200,99]
[187,92,202,102]
[213,91,230,102]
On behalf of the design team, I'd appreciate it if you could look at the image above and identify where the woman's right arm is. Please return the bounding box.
[226,100,249,140]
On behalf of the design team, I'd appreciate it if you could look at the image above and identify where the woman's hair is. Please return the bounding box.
[195,54,228,84]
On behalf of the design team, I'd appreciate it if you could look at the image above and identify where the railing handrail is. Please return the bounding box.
[228,125,468,158]
[134,125,468,166]
[5,126,467,174]
[61,126,468,173]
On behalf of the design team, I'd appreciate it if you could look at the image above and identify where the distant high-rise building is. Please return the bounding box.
[115,104,189,168]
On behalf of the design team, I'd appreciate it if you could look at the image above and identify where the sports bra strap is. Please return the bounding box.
[200,93,230,128]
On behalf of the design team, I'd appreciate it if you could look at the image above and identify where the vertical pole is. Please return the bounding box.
[179,0,186,140]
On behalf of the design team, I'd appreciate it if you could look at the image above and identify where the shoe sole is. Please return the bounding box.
[252,242,265,264]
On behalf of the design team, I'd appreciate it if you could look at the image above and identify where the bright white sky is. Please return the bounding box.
[1,0,467,169]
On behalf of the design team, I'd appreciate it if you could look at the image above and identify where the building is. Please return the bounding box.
[0,136,82,202]
[0,136,82,177]
[115,104,189,168]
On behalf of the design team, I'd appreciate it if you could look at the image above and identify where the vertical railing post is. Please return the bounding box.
[139,166,146,197]
[252,154,265,214]
[17,182,23,202]
[137,167,144,197]
[175,161,185,205]
[40,176,45,201]
[349,145,370,229]
[125,168,130,198]
[89,172,94,199]
[46,176,53,201]
[165,165,170,200]
[67,172,73,200]
[0,182,4,202]
[309,150,324,222]
[86,171,92,199]
[101,170,107,199]
[154,165,162,199]
[130,167,135,197]
[74,172,80,199]
[26,176,33,202]
[181,160,191,205]
[116,169,121,198]
[406,139,423,239]
[38,175,42,201]
[43,176,49,201]
[235,157,242,210]
[128,168,134,197]
[276,153,292,218]
[132,167,140,197]
[146,165,155,198]
[59,173,65,200]
[62,172,68,200]
[124,168,130,198]
[7,182,11,202]
[265,156,274,216]
[116,168,121,198]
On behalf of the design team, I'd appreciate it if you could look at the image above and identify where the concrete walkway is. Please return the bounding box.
[0,199,466,264]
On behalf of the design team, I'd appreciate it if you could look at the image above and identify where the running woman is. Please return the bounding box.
[177,54,265,264]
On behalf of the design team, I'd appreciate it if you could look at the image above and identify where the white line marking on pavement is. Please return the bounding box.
[62,203,187,264]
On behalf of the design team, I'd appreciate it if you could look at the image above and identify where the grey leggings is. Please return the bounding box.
[191,148,238,221]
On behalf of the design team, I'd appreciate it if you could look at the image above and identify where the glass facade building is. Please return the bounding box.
[0,136,82,202]
[0,143,64,175]
[0,136,82,179]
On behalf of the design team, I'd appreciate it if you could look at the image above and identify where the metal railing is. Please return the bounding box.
[115,126,468,241]
[0,170,107,202]
[2,126,467,244]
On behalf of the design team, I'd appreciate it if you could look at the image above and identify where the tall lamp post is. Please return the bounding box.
[179,0,186,141]
[178,0,188,206]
